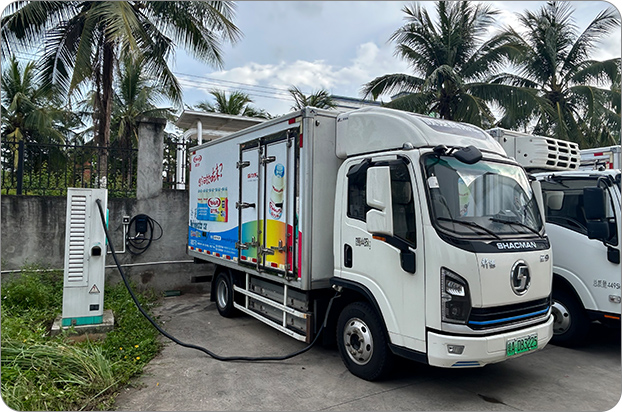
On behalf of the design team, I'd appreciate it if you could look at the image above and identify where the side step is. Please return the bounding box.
[233,273,312,343]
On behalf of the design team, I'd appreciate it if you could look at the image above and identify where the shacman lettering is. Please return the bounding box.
[496,241,538,250]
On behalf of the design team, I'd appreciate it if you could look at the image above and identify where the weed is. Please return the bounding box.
[1,268,162,410]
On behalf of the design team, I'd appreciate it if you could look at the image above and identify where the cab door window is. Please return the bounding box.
[346,159,416,246]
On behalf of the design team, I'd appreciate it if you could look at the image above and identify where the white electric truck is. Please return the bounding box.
[488,128,621,346]
[188,107,554,380]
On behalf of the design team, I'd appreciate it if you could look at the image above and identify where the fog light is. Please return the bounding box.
[609,295,621,304]
[447,344,465,354]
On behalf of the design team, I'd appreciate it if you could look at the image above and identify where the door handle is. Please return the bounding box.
[344,244,353,268]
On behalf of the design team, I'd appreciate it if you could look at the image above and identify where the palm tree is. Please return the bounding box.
[1,56,69,145]
[195,89,270,119]
[2,1,241,186]
[493,2,620,147]
[112,56,174,149]
[1,56,82,183]
[288,86,336,110]
[361,1,525,128]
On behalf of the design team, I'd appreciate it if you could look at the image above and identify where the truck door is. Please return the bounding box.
[237,141,262,267]
[237,130,298,277]
[340,157,426,352]
[260,133,296,274]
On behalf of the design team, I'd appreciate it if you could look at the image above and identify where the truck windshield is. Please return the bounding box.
[423,155,543,238]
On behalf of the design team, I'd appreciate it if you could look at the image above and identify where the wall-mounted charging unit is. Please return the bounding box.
[62,188,108,327]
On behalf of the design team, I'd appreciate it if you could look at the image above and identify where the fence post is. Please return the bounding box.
[137,117,166,200]
[16,140,24,195]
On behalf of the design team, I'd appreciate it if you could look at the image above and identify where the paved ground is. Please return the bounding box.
[114,293,621,411]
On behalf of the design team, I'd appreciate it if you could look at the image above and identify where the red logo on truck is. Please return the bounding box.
[193,155,203,168]
[207,197,221,208]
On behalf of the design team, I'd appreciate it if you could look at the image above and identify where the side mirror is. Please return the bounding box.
[584,187,606,220]
[587,221,610,240]
[584,187,610,242]
[366,166,394,237]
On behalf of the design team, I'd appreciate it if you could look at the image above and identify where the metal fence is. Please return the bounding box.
[1,138,138,197]
[163,135,191,191]
[1,135,191,197]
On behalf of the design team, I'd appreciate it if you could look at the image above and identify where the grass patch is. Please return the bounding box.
[1,266,163,410]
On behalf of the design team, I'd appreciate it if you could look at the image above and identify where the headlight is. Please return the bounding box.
[441,268,471,324]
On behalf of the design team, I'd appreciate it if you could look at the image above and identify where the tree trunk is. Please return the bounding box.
[97,40,114,189]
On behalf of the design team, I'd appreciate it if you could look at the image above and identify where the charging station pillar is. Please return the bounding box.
[62,188,108,327]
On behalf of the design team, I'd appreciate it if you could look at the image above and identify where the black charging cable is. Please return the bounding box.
[96,199,339,362]
[126,214,163,255]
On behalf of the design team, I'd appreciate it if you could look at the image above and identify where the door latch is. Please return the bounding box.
[270,239,287,253]
[235,201,256,209]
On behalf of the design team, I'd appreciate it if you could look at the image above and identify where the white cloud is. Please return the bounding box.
[181,41,411,116]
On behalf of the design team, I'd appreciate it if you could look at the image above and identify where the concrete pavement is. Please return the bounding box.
[114,293,621,411]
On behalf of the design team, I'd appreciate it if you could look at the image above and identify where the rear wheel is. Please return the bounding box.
[336,302,394,381]
[214,272,236,318]
[551,288,590,347]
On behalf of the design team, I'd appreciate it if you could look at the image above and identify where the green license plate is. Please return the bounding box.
[506,333,538,357]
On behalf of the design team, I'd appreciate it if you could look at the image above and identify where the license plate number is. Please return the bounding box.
[506,333,538,357]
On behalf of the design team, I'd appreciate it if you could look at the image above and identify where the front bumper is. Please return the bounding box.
[427,315,553,368]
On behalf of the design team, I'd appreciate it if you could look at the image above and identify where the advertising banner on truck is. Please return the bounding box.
[188,126,303,278]
[189,151,239,259]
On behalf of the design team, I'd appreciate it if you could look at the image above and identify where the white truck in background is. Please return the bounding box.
[580,145,621,171]
[488,128,621,346]
[188,107,554,380]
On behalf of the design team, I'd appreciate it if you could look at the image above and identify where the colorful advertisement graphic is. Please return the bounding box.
[197,187,228,222]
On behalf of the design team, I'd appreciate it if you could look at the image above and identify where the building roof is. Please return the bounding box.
[175,110,265,141]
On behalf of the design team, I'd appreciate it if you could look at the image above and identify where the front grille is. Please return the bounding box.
[468,296,551,330]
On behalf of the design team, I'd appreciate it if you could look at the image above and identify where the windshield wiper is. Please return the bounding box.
[489,217,544,239]
[437,217,501,239]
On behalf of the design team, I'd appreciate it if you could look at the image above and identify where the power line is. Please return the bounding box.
[177,77,293,103]
[173,71,293,96]
[175,75,292,100]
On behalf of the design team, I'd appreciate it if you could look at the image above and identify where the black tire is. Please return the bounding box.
[214,271,236,318]
[336,302,394,381]
[551,288,590,347]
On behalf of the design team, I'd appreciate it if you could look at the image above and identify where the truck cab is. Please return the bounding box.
[486,127,621,346]
[332,109,553,378]
[535,170,621,345]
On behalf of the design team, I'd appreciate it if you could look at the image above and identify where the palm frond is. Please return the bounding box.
[361,73,425,100]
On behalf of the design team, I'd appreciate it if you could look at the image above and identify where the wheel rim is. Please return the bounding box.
[343,317,373,365]
[216,278,229,310]
[552,300,571,335]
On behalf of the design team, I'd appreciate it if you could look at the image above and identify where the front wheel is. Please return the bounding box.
[336,302,394,381]
[214,271,236,318]
[551,288,590,347]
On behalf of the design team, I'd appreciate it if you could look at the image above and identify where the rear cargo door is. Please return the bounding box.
[237,141,262,267]
[237,129,299,277]
[260,132,296,274]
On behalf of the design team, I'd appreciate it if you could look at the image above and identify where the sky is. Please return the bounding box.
[171,1,622,118]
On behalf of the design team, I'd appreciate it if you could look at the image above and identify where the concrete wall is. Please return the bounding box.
[1,191,214,293]
[1,118,214,293]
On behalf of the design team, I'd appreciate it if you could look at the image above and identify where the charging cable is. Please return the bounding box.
[126,214,163,255]
[96,199,339,362]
